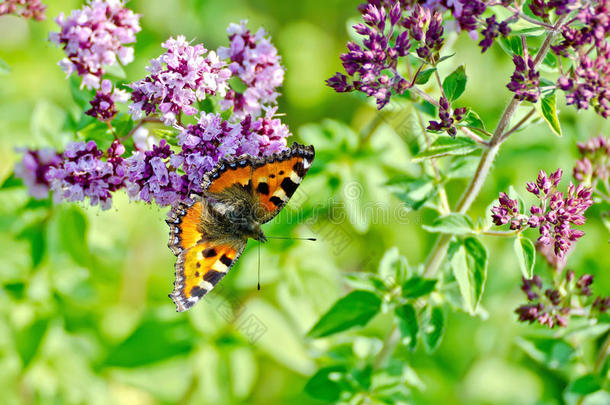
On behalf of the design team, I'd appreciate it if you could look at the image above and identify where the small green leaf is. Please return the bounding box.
[460,110,487,135]
[437,53,456,64]
[57,206,90,267]
[386,176,437,211]
[103,63,126,79]
[423,306,445,352]
[304,366,346,402]
[228,76,248,93]
[451,246,473,313]
[442,65,467,102]
[1,172,22,189]
[539,92,562,136]
[395,304,418,350]
[566,375,602,396]
[451,238,488,314]
[17,221,47,268]
[307,290,382,338]
[401,276,437,299]
[414,99,437,117]
[0,57,10,75]
[498,36,524,57]
[514,236,536,278]
[508,185,526,214]
[422,213,474,235]
[446,156,479,180]
[413,136,479,161]
[542,52,558,69]
[15,318,49,368]
[464,237,487,310]
[414,68,436,85]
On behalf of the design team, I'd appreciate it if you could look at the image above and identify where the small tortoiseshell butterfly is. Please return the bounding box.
[166,142,315,311]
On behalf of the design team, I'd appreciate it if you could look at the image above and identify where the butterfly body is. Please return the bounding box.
[166,143,314,311]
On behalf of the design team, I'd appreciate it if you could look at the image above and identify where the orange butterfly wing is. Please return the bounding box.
[251,143,314,223]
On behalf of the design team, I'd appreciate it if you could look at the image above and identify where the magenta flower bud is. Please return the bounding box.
[528,216,541,227]
[530,205,543,215]
[566,269,575,282]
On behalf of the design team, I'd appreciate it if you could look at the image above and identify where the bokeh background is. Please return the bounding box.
[0,0,609,404]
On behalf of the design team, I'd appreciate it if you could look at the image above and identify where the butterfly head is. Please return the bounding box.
[245,221,267,242]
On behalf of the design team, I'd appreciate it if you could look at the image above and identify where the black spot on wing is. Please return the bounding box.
[190,286,207,298]
[256,182,270,195]
[280,177,299,198]
[203,270,225,285]
[202,248,217,258]
[293,161,306,177]
[219,255,233,267]
[269,196,283,207]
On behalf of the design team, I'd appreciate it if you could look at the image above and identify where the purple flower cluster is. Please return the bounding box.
[14,148,61,199]
[327,1,413,109]
[552,1,610,117]
[85,79,129,121]
[0,0,46,20]
[452,0,487,33]
[492,169,593,257]
[217,21,285,120]
[124,140,186,206]
[478,15,510,53]
[128,36,231,125]
[573,135,610,184]
[507,54,540,102]
[327,1,451,109]
[528,0,575,19]
[516,270,609,328]
[49,0,141,89]
[426,96,466,136]
[46,140,127,210]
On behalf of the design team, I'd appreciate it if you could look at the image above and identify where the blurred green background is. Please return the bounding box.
[0,0,609,404]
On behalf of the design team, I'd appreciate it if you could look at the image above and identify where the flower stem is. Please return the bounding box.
[593,332,610,374]
[373,324,400,369]
[423,16,564,278]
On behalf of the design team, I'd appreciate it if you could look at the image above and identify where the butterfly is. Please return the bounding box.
[166,142,315,311]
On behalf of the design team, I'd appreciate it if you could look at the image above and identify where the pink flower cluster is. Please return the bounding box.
[0,0,46,20]
[492,169,593,258]
[49,0,141,89]
[218,21,285,120]
[128,36,231,125]
[86,79,129,121]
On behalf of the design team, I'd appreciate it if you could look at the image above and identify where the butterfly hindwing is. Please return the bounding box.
[166,197,205,256]
[170,239,246,312]
[252,143,314,223]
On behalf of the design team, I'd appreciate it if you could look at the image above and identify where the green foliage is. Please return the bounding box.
[307,290,382,338]
[442,65,467,102]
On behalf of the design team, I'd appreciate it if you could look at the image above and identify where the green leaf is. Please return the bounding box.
[464,237,487,310]
[451,245,473,313]
[498,36,524,57]
[304,365,346,402]
[0,57,10,75]
[514,236,536,278]
[413,136,479,161]
[566,375,602,396]
[508,185,526,214]
[401,276,437,299]
[103,63,126,79]
[542,52,558,69]
[395,304,418,350]
[307,290,382,338]
[446,156,479,180]
[69,76,95,110]
[414,99,437,117]
[451,238,488,314]
[1,172,22,189]
[414,68,436,85]
[77,120,114,150]
[228,76,248,93]
[105,316,195,367]
[423,306,445,352]
[460,110,487,135]
[437,53,456,64]
[17,221,47,268]
[442,65,467,102]
[386,176,437,211]
[539,92,562,136]
[422,213,474,235]
[15,318,49,368]
[57,206,90,267]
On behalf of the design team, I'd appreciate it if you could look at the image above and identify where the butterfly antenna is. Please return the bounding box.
[266,236,317,241]
[257,240,261,291]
